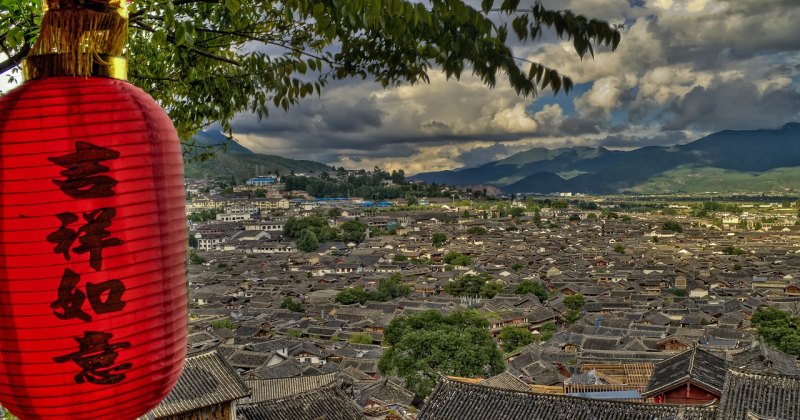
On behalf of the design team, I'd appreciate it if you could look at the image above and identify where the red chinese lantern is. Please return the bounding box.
[0,0,187,418]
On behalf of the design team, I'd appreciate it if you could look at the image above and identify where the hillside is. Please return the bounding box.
[183,130,332,180]
[412,123,800,194]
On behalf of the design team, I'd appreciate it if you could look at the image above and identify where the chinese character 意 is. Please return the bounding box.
[46,208,124,271]
[48,141,120,199]
[53,331,132,385]
[51,268,127,322]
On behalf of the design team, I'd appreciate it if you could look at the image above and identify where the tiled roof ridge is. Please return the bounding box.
[434,378,717,409]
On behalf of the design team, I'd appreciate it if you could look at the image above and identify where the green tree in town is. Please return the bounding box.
[564,293,585,324]
[340,220,368,243]
[297,228,319,252]
[480,280,504,299]
[348,332,374,345]
[443,251,472,266]
[751,307,800,356]
[280,297,304,312]
[284,216,329,238]
[188,249,205,265]
[334,286,373,305]
[431,232,448,247]
[467,226,488,235]
[499,326,535,352]
[613,244,625,254]
[445,272,499,298]
[662,220,683,233]
[376,273,412,301]
[539,321,556,341]
[379,310,504,398]
[515,280,548,303]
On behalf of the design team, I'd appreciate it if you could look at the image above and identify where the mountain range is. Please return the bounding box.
[411,123,800,194]
[183,130,332,180]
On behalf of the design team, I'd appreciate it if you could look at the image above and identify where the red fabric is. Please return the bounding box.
[0,77,187,419]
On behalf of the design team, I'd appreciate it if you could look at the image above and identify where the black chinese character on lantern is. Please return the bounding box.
[53,331,132,385]
[48,141,120,199]
[46,208,124,271]
[51,268,127,322]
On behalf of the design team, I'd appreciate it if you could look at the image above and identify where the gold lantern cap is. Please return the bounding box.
[24,0,129,80]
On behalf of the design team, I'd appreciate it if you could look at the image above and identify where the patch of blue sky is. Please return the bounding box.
[527,82,591,115]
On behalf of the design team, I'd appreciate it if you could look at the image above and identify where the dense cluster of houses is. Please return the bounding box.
[137,192,800,419]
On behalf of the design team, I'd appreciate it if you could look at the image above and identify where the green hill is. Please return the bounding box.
[183,130,332,181]
[413,123,800,194]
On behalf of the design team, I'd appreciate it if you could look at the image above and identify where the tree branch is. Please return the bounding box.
[0,43,30,75]
[130,21,240,66]
[129,0,220,19]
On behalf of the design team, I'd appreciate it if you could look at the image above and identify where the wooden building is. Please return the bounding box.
[642,347,726,404]
[141,349,249,420]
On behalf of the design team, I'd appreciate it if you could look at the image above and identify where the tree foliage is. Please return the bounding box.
[539,321,556,342]
[443,251,472,266]
[467,226,488,235]
[297,228,320,252]
[751,306,800,356]
[1,0,620,158]
[348,332,374,345]
[283,172,446,200]
[445,272,501,298]
[280,297,304,312]
[515,280,548,302]
[662,220,683,233]
[335,274,411,304]
[379,310,504,397]
[564,293,585,324]
[431,232,447,247]
[340,220,368,243]
[499,326,534,352]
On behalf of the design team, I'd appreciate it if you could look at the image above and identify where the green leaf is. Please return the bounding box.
[224,0,240,14]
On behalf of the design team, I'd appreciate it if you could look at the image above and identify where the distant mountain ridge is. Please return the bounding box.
[184,130,332,180]
[411,123,800,194]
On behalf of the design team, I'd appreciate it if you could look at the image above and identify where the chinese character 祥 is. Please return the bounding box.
[48,141,120,199]
[53,331,132,385]
[46,208,124,271]
[51,268,127,322]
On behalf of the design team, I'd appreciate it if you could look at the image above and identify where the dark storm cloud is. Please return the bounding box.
[664,81,800,131]
[560,116,602,136]
[318,98,383,132]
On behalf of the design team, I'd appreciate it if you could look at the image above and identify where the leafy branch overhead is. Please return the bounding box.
[0,0,621,150]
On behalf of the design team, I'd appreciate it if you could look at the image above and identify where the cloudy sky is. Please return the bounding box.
[21,0,795,176]
[228,0,797,175]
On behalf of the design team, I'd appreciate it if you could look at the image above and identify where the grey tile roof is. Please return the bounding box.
[418,379,718,420]
[238,384,365,420]
[356,378,415,407]
[644,347,727,397]
[717,369,800,420]
[479,371,531,392]
[241,373,337,404]
[145,350,249,417]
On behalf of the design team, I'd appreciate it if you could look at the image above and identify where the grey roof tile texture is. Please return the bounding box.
[717,369,800,420]
[418,379,717,420]
[238,384,365,420]
[147,350,250,417]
